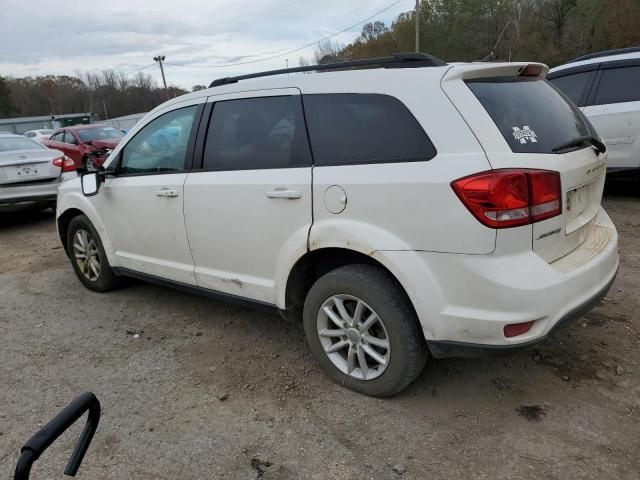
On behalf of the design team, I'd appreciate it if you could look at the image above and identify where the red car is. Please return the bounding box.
[42,124,125,170]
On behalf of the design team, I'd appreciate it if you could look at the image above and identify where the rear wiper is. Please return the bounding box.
[552,136,606,155]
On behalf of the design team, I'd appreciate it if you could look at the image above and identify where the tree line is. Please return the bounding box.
[312,0,640,67]
[0,71,187,120]
[1,0,639,120]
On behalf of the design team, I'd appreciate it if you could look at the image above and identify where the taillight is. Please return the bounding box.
[451,169,561,228]
[53,156,76,172]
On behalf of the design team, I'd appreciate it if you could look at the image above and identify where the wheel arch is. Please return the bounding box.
[282,247,422,333]
[57,208,84,254]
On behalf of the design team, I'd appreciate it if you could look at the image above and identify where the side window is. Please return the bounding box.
[203,96,311,171]
[25,132,35,138]
[303,94,436,166]
[120,106,198,174]
[52,132,65,142]
[593,66,640,105]
[63,132,77,145]
[548,70,595,106]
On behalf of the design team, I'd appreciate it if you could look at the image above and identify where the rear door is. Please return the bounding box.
[62,131,83,165]
[442,63,606,263]
[582,61,640,170]
[184,89,312,304]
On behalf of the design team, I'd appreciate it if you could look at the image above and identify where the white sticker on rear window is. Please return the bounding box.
[512,126,538,144]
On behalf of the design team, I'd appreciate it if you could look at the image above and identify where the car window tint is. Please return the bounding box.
[303,93,436,166]
[63,132,77,145]
[203,96,311,171]
[593,66,640,105]
[467,77,594,154]
[548,71,594,106]
[120,106,197,174]
[52,132,65,142]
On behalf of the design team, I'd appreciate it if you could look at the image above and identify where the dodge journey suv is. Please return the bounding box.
[57,53,619,397]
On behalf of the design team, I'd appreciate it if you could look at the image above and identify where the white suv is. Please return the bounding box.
[57,54,619,397]
[548,47,640,172]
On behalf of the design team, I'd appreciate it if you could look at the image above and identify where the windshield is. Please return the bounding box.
[0,136,46,152]
[466,77,595,154]
[77,126,125,143]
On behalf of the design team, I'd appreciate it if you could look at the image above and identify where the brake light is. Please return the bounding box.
[53,156,76,173]
[504,321,535,338]
[451,169,561,228]
[520,64,544,77]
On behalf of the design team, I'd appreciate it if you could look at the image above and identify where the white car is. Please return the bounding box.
[0,133,76,212]
[23,129,55,142]
[56,54,618,396]
[548,47,640,172]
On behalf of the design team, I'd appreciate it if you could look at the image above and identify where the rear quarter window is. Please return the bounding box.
[303,93,436,166]
[466,77,593,154]
[593,65,640,105]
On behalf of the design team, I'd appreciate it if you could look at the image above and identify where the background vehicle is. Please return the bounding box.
[57,54,618,396]
[548,47,640,172]
[42,124,125,171]
[23,129,54,142]
[0,133,75,212]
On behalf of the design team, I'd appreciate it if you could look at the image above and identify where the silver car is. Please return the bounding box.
[0,133,76,213]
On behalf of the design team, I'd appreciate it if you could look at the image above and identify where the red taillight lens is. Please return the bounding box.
[53,156,76,172]
[452,169,561,228]
[520,64,544,77]
[504,321,535,338]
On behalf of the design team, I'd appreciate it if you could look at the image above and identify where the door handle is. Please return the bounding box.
[155,189,179,198]
[266,188,302,199]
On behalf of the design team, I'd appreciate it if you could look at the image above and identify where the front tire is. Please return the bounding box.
[66,215,118,292]
[303,264,427,397]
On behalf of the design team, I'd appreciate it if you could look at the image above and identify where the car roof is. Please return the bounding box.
[549,49,640,74]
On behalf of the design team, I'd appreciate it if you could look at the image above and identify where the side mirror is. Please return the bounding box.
[81,172,100,196]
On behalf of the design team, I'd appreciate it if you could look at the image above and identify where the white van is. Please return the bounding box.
[548,47,640,172]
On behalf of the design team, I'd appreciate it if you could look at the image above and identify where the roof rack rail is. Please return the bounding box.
[208,52,447,88]
[568,46,640,63]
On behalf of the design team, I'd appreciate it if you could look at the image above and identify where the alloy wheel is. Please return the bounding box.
[316,294,391,380]
[73,229,101,281]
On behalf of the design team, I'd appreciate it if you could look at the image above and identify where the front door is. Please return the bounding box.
[184,90,312,304]
[94,104,201,284]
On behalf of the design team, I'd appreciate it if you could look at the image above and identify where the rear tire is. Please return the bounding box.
[303,264,427,397]
[66,215,118,292]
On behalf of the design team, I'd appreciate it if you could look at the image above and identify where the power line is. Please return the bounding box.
[164,0,408,69]
[123,63,156,76]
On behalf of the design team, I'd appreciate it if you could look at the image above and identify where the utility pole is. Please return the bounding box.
[415,0,420,53]
[153,55,169,100]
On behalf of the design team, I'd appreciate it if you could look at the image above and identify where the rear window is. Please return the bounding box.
[303,94,436,166]
[548,70,595,106]
[0,136,45,152]
[466,78,593,154]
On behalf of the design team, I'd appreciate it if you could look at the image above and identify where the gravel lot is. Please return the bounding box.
[1,178,639,480]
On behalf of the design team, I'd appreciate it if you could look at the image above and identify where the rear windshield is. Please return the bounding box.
[466,77,594,154]
[0,136,46,152]
[77,126,124,142]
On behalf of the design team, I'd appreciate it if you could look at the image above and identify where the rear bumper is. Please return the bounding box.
[427,269,616,358]
[0,172,76,206]
[381,207,619,355]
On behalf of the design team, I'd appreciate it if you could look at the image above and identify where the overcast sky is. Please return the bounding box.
[0,0,412,90]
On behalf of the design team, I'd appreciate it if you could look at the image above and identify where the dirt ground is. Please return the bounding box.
[1,177,639,480]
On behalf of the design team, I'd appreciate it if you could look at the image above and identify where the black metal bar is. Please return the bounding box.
[209,52,446,88]
[14,392,101,480]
